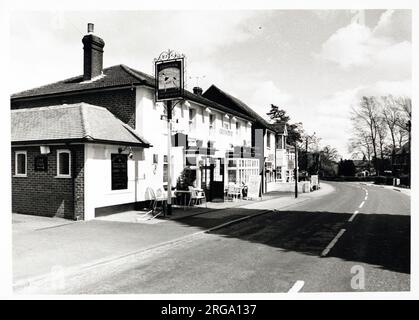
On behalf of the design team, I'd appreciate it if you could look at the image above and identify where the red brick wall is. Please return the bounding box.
[11,145,85,220]
[11,88,136,129]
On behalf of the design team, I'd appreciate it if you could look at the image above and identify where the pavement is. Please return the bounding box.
[44,181,409,294]
[359,182,411,196]
[13,184,334,293]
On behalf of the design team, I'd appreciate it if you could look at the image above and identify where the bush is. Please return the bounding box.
[374,176,395,186]
[399,175,410,187]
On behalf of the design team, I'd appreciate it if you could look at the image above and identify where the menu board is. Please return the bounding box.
[111,154,128,190]
[247,175,261,199]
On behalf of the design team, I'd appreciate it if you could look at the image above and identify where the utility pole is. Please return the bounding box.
[294,141,298,198]
[166,100,173,216]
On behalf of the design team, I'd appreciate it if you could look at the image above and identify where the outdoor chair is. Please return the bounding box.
[188,186,207,207]
[147,187,166,214]
[226,183,241,201]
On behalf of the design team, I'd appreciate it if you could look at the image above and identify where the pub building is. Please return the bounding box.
[11,24,295,220]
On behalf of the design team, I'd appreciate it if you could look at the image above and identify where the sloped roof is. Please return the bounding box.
[11,65,154,100]
[11,64,254,122]
[203,84,281,133]
[11,102,151,147]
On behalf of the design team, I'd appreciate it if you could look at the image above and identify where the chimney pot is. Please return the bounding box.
[87,23,94,33]
[193,87,203,95]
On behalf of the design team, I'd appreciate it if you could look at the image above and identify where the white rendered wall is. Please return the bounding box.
[84,143,184,220]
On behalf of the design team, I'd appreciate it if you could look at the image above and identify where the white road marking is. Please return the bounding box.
[359,201,365,208]
[364,196,368,201]
[288,280,305,293]
[321,229,346,257]
[348,210,359,222]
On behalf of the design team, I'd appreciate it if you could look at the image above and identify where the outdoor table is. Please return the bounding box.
[175,190,191,210]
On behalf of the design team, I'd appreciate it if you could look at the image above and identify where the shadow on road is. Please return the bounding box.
[173,209,410,274]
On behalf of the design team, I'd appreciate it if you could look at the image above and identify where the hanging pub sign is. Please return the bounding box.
[154,49,185,101]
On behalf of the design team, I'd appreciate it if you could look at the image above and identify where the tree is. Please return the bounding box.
[351,96,381,175]
[318,145,340,177]
[266,105,303,145]
[348,123,373,169]
[338,159,356,177]
[381,95,402,154]
[266,104,290,123]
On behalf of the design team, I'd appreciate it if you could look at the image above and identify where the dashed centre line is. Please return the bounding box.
[348,210,359,222]
[288,280,305,293]
[321,185,368,257]
[321,229,346,257]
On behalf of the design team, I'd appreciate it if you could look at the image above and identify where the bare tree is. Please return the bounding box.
[348,124,373,171]
[381,95,401,153]
[395,97,411,147]
[351,96,381,174]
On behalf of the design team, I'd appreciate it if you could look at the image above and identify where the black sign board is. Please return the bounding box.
[155,59,184,101]
[34,155,48,171]
[111,154,128,190]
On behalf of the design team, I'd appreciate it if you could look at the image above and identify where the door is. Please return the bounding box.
[209,158,225,202]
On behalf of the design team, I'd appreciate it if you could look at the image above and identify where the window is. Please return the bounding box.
[267,133,271,149]
[189,108,196,131]
[163,155,168,184]
[15,151,27,177]
[111,153,128,190]
[223,115,230,129]
[57,149,71,178]
[209,114,215,130]
[236,121,241,135]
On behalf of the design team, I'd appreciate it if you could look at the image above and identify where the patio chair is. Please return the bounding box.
[188,186,207,207]
[226,183,241,201]
[147,187,165,214]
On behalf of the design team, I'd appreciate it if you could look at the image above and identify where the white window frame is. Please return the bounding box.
[56,149,71,178]
[15,151,27,177]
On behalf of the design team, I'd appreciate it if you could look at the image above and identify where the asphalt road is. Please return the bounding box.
[57,181,410,293]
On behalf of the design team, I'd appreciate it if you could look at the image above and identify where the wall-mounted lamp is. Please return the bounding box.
[40,146,50,154]
[118,146,134,159]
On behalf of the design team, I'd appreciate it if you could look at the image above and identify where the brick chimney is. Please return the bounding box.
[82,23,105,80]
[193,87,203,95]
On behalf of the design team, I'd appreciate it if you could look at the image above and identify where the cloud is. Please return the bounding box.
[247,81,293,121]
[316,10,411,73]
[304,79,411,159]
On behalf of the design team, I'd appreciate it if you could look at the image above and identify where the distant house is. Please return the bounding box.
[353,159,372,177]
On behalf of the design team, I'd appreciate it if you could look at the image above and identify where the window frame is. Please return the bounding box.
[56,149,72,178]
[15,150,27,177]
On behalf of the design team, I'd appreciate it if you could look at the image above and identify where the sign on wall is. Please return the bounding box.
[111,154,128,190]
[154,50,185,101]
[34,155,48,171]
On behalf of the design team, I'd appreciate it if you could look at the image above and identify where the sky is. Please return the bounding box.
[9,9,412,159]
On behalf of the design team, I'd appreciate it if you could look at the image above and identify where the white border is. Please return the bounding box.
[0,0,417,300]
